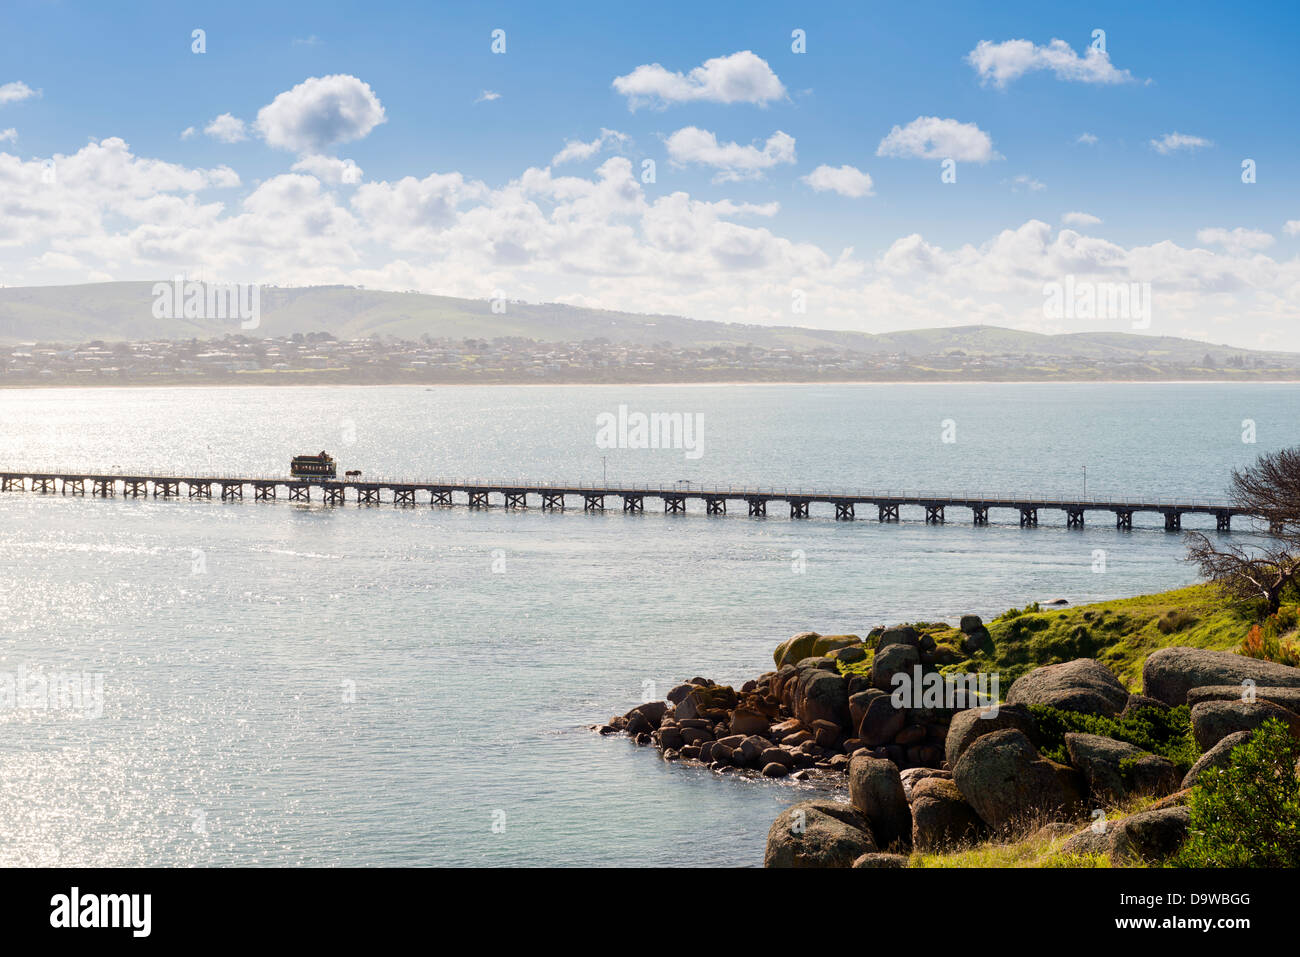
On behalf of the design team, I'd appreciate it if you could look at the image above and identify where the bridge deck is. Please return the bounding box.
[0,468,1259,528]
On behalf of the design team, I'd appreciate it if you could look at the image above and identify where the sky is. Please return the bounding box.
[1,0,1299,348]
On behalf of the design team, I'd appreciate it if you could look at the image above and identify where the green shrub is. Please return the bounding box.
[996,602,1041,622]
[1027,623,1099,663]
[1156,609,1198,635]
[1173,719,1300,868]
[1028,704,1198,773]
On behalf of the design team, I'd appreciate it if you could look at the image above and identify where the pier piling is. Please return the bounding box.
[0,469,1262,535]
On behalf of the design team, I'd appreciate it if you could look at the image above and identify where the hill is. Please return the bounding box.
[0,282,1292,366]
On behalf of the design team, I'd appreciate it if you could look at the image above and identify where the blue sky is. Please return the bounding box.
[2,0,1298,347]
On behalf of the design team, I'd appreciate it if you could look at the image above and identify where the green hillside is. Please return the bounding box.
[0,281,1291,365]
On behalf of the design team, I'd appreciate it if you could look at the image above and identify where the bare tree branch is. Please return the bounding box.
[1231,446,1300,540]
[1186,448,1300,614]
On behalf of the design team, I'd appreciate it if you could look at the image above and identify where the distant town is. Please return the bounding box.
[3,332,1298,386]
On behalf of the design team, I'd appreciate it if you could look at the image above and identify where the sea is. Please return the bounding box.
[0,381,1293,866]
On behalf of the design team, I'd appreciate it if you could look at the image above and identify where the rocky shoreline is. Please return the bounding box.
[595,623,996,783]
[596,623,1300,867]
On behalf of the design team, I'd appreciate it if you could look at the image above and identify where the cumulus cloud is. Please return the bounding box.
[1076,132,1099,145]
[1285,220,1300,237]
[1062,211,1101,227]
[612,51,785,109]
[1151,132,1212,154]
[180,126,197,140]
[877,117,1000,163]
[552,129,628,166]
[801,164,873,198]
[1007,174,1045,192]
[1196,227,1274,254]
[665,126,795,182]
[291,154,364,185]
[351,170,490,247]
[0,128,16,143]
[204,113,248,143]
[0,138,239,261]
[475,90,501,103]
[255,74,386,153]
[0,81,39,105]
[5,139,1299,349]
[966,38,1134,88]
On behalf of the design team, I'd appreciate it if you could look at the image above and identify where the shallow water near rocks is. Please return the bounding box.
[0,382,1292,866]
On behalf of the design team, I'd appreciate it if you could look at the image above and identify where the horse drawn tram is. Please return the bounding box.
[289,451,337,482]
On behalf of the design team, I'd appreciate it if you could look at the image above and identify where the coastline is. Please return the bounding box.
[601,585,1298,867]
[3,377,1300,391]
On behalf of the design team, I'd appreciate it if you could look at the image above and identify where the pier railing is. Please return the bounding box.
[0,465,1237,509]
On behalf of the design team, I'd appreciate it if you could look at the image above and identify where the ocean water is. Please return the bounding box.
[0,382,1293,867]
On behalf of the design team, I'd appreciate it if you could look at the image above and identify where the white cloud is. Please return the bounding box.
[1151,132,1212,154]
[255,74,386,153]
[612,51,785,109]
[1285,220,1300,237]
[1007,174,1045,192]
[5,140,1300,350]
[1062,211,1101,227]
[351,170,490,247]
[475,90,501,103]
[877,116,1000,163]
[801,164,873,198]
[180,126,197,140]
[552,129,629,166]
[0,138,240,259]
[665,127,795,182]
[0,81,39,105]
[967,38,1135,88]
[291,154,364,185]
[1196,227,1274,254]
[708,200,780,217]
[1076,132,1099,145]
[204,113,248,143]
[0,128,16,143]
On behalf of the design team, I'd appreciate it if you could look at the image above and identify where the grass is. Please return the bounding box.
[830,585,1269,691]
[910,830,1091,868]
[939,584,1268,692]
[910,795,1163,868]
